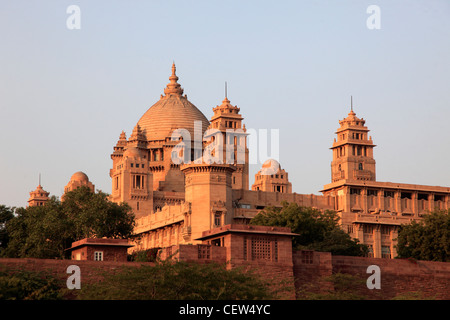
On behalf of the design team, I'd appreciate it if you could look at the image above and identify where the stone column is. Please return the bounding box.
[362,188,368,214]
[394,191,401,215]
[378,189,385,212]
[413,191,419,217]
[390,226,398,258]
[373,224,381,258]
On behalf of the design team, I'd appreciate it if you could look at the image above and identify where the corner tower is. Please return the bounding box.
[330,102,376,183]
[110,146,153,218]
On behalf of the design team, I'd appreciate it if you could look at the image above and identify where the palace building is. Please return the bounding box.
[31,64,449,259]
[321,107,450,258]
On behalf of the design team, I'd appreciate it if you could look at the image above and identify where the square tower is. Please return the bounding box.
[330,107,376,183]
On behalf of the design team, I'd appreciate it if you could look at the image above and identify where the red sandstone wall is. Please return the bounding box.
[0,258,151,288]
[1,252,449,300]
[160,244,227,264]
[293,250,333,297]
[331,255,450,300]
[292,251,450,299]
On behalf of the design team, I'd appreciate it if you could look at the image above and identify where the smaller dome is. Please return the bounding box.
[71,171,89,182]
[123,146,143,159]
[260,159,280,175]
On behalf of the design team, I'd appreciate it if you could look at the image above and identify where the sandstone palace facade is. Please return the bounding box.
[29,64,450,259]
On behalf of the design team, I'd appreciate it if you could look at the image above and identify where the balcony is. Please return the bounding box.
[182,226,191,241]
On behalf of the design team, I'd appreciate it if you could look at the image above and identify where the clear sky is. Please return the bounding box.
[1,0,449,208]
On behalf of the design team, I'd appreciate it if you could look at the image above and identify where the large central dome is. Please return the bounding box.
[137,64,210,141]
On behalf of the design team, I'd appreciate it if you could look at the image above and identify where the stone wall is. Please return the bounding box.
[330,255,450,300]
[0,258,151,287]
[1,252,449,300]
[292,251,450,299]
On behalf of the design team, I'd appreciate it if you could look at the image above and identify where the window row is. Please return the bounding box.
[350,188,447,201]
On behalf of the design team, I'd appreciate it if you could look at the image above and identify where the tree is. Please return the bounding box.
[0,268,63,300]
[62,186,135,240]
[1,187,135,259]
[0,205,15,252]
[250,202,367,256]
[396,210,449,262]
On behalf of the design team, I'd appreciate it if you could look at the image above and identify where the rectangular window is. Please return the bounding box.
[381,246,391,259]
[251,237,277,261]
[135,176,138,189]
[133,175,144,189]
[198,245,211,259]
[384,191,394,198]
[214,212,222,227]
[381,225,390,235]
[94,251,103,261]
[367,189,378,196]
[363,224,373,234]
[350,188,361,195]
[347,224,354,234]
[366,245,374,258]
[401,192,412,199]
[418,193,428,200]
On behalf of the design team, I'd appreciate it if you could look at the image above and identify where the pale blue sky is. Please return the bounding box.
[1,0,450,208]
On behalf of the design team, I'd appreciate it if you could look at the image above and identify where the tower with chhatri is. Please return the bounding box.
[28,181,50,207]
[206,87,249,190]
[330,98,376,183]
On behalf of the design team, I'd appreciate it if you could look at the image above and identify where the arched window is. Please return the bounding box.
[358,163,363,170]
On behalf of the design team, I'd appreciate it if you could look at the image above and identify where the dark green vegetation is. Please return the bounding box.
[0,260,276,300]
[0,187,135,259]
[76,260,276,300]
[396,210,449,262]
[0,268,63,300]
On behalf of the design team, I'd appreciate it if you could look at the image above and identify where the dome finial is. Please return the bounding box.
[164,62,184,96]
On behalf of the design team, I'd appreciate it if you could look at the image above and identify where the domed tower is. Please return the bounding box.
[330,100,376,182]
[251,159,292,193]
[64,171,95,194]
